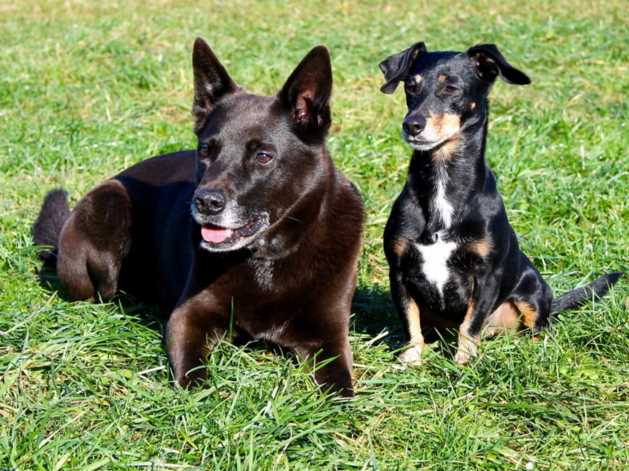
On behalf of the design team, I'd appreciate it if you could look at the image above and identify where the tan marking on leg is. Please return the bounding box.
[467,237,493,258]
[455,299,479,364]
[514,301,539,330]
[391,239,408,257]
[399,298,424,365]
[483,301,520,337]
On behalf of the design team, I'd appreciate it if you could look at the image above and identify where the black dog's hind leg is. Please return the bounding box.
[56,180,132,300]
[390,270,425,365]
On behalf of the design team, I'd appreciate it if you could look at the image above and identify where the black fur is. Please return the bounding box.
[33,39,364,397]
[32,189,70,265]
[551,272,623,314]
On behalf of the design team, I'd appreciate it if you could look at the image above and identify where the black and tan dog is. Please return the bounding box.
[33,38,364,396]
[379,42,621,365]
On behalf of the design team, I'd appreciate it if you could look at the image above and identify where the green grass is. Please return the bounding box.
[1,0,627,469]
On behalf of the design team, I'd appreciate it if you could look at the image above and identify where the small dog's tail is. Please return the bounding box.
[32,189,71,266]
[551,272,623,314]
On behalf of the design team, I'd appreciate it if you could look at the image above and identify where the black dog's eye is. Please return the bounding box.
[256,151,274,165]
[198,142,210,157]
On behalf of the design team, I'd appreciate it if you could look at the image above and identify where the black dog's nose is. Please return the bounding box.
[194,189,226,215]
[403,117,426,137]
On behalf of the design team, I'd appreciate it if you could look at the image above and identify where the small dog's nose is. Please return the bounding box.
[194,189,226,215]
[403,117,426,137]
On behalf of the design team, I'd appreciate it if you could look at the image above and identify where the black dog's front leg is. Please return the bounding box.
[306,336,354,398]
[165,291,228,388]
[455,274,501,364]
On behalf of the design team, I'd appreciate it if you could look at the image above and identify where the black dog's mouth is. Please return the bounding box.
[199,215,268,252]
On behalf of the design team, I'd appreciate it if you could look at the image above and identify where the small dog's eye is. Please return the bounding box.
[444,85,460,95]
[256,151,274,165]
[404,81,419,95]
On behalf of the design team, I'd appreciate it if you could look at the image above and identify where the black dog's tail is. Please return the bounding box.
[551,272,623,314]
[32,189,71,266]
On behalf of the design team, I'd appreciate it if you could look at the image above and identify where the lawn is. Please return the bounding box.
[0,0,627,469]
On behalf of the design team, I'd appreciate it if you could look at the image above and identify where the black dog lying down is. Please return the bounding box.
[33,38,364,397]
[379,42,622,365]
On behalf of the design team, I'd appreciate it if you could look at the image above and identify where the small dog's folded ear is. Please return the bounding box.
[379,42,427,94]
[192,38,239,133]
[467,44,531,85]
[278,45,332,141]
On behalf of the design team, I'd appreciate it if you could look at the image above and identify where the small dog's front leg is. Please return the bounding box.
[455,276,500,364]
[390,270,424,365]
[165,293,227,388]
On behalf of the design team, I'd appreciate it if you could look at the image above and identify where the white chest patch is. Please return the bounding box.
[415,235,458,297]
[434,165,454,228]
[250,259,274,291]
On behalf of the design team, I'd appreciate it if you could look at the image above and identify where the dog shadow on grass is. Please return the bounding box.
[37,261,165,334]
[351,284,458,358]
[37,260,457,358]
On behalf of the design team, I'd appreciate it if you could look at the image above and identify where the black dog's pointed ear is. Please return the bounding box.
[379,42,427,94]
[278,45,332,140]
[467,44,531,85]
[192,37,239,133]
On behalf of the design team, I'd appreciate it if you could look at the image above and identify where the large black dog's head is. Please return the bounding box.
[379,42,530,153]
[189,38,332,253]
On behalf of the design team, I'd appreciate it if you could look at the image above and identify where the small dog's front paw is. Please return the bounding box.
[454,344,478,365]
[454,351,471,364]
[399,345,423,365]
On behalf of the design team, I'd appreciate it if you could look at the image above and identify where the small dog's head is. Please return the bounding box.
[379,42,530,153]
[189,38,332,253]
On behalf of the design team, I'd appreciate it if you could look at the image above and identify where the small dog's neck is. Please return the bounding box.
[408,114,489,236]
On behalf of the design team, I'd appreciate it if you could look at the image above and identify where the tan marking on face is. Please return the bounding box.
[470,101,477,111]
[433,136,461,161]
[455,299,480,364]
[514,301,539,330]
[467,237,493,258]
[437,74,447,82]
[392,239,408,257]
[425,112,462,145]
[483,301,520,337]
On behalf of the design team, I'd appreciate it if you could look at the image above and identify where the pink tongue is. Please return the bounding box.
[201,225,233,243]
